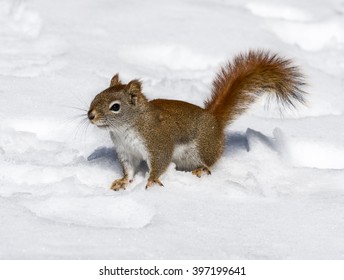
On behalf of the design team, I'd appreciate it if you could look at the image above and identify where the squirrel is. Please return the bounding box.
[88,50,306,191]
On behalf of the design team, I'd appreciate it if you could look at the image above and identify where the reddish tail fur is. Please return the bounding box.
[204,50,307,127]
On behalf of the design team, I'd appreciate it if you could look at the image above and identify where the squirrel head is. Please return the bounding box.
[88,74,148,128]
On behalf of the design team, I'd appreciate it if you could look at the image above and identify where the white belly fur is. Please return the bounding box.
[110,127,202,174]
[109,127,149,179]
[172,141,202,171]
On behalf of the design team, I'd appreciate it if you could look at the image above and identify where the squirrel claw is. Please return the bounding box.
[111,178,128,191]
[146,179,164,189]
[192,167,211,178]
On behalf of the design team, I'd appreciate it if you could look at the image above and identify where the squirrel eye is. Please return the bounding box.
[109,101,121,113]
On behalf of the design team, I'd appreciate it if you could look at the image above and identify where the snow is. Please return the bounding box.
[0,0,344,259]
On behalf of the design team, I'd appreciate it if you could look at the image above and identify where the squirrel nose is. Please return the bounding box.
[88,110,96,121]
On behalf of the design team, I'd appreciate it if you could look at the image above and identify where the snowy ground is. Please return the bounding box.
[0,0,344,259]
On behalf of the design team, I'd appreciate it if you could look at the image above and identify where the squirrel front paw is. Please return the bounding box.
[111,177,130,191]
[146,178,164,190]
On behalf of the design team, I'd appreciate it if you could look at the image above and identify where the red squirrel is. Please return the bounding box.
[88,50,306,190]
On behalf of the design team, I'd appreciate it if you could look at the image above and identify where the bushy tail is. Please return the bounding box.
[204,50,307,127]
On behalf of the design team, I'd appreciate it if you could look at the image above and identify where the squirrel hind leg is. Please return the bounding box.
[191,166,212,178]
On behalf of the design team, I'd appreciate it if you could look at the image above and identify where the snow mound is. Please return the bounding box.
[246,2,311,21]
[245,1,344,51]
[0,0,68,78]
[0,0,42,38]
[284,138,344,170]
[0,125,155,229]
[118,45,218,71]
[270,19,344,51]
[22,195,155,229]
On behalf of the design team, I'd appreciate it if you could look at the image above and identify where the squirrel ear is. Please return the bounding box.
[125,79,142,105]
[110,73,121,87]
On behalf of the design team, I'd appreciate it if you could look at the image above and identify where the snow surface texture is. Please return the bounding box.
[0,0,344,259]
